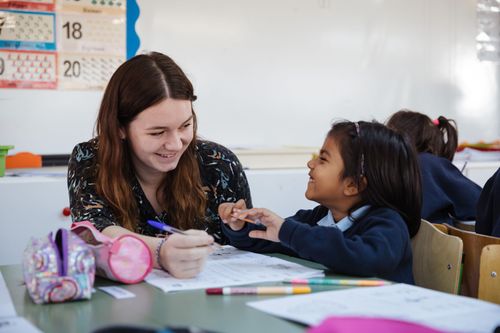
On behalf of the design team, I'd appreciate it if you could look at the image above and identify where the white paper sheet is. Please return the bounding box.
[247,283,500,333]
[0,273,42,333]
[98,286,136,299]
[145,246,324,292]
[0,273,16,318]
[0,317,43,333]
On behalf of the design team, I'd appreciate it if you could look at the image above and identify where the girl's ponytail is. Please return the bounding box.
[436,116,458,161]
[387,110,459,162]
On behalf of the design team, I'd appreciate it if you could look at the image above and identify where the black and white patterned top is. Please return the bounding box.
[67,138,252,244]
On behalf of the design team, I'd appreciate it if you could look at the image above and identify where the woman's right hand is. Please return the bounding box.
[159,229,215,279]
[218,199,247,231]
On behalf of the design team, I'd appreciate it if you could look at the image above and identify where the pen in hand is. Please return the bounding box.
[147,220,221,249]
[147,220,187,235]
[232,209,263,225]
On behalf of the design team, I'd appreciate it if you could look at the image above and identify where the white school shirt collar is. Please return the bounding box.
[316,205,371,232]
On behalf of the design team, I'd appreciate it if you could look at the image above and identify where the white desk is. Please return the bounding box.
[0,171,71,265]
[453,161,500,187]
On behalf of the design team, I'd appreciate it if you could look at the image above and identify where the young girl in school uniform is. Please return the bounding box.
[387,109,481,225]
[219,121,422,284]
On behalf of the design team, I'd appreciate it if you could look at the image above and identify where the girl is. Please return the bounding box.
[219,121,421,284]
[68,52,252,279]
[387,109,481,225]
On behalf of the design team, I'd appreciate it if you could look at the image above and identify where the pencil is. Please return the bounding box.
[233,209,262,225]
[238,217,255,223]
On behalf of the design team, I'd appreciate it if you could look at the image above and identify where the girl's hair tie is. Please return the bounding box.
[432,118,440,126]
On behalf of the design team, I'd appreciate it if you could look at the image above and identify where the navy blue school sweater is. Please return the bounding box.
[419,152,481,224]
[222,205,415,284]
[475,168,500,237]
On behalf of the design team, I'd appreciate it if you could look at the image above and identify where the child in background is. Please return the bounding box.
[219,121,422,284]
[387,109,481,225]
[476,168,500,237]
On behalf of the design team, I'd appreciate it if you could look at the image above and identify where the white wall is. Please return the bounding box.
[0,0,498,154]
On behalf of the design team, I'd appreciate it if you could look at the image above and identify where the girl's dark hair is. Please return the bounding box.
[328,120,422,237]
[386,109,458,161]
[95,52,206,231]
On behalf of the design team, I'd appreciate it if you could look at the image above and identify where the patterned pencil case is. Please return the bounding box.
[22,229,95,304]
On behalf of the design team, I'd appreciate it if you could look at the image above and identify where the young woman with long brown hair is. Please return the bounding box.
[68,52,252,278]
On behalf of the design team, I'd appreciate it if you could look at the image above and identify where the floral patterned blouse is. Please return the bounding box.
[67,138,252,244]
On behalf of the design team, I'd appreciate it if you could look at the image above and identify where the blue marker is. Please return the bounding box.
[147,220,187,235]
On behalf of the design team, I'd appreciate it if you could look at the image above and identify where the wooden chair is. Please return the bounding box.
[443,223,500,299]
[454,219,476,232]
[433,223,448,234]
[411,220,463,294]
[478,244,500,304]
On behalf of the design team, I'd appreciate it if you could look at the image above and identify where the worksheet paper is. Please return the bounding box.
[0,273,16,318]
[247,283,500,333]
[145,246,324,292]
[0,273,42,333]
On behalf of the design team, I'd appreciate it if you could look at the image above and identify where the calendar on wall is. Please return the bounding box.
[0,0,138,90]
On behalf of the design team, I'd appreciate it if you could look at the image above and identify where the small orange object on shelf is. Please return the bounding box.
[457,140,500,152]
[6,152,42,169]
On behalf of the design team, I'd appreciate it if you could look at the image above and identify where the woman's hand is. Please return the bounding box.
[218,199,247,231]
[159,229,215,279]
[234,208,284,242]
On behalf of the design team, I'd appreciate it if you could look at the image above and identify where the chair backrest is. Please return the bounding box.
[444,223,500,298]
[478,244,500,304]
[411,220,463,294]
[433,223,448,234]
[454,220,476,232]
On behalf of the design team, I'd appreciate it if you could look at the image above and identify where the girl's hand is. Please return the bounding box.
[234,208,284,242]
[159,229,215,279]
[218,199,247,231]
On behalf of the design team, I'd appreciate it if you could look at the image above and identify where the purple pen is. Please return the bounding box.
[147,220,221,249]
[147,220,187,235]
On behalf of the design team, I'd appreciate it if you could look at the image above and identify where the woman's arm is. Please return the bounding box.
[102,225,215,279]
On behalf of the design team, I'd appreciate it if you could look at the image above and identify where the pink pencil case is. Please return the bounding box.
[71,221,153,284]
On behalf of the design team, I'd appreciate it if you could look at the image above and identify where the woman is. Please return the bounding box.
[68,52,252,278]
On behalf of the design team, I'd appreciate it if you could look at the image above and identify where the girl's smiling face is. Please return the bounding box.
[306,136,346,208]
[306,136,362,220]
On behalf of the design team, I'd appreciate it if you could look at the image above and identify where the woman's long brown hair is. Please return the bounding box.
[95,52,206,231]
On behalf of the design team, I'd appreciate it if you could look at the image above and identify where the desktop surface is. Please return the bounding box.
[1,255,342,333]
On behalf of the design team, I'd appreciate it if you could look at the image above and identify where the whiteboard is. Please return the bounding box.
[0,0,499,154]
